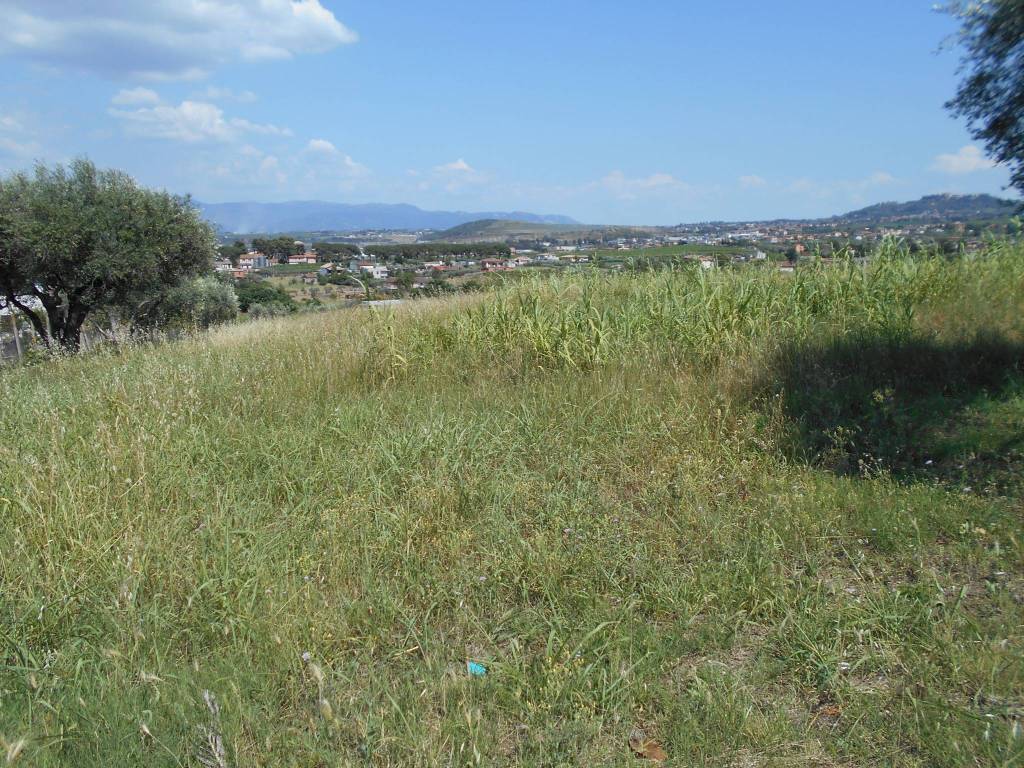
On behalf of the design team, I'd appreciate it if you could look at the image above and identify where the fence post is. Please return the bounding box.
[8,310,21,362]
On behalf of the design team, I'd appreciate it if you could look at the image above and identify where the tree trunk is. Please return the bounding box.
[4,293,51,348]
[53,306,87,352]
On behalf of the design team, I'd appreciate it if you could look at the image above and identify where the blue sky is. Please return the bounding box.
[0,1,1015,224]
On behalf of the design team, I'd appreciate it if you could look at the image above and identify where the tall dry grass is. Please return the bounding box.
[1,243,1022,766]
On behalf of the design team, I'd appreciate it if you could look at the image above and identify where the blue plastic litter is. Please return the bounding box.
[466,661,487,676]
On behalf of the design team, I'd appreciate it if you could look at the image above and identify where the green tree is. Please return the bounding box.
[395,270,415,292]
[172,277,239,328]
[251,236,303,264]
[218,240,248,267]
[942,0,1024,195]
[235,279,297,313]
[0,159,216,351]
[130,275,239,331]
[425,272,452,295]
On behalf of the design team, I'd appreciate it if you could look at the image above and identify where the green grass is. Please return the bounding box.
[591,243,756,264]
[1,243,1022,766]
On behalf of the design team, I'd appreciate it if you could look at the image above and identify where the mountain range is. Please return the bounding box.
[195,200,577,234]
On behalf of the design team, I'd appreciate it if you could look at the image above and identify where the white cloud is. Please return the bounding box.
[206,144,287,187]
[739,174,767,189]
[931,145,996,175]
[307,138,339,154]
[428,158,487,192]
[866,170,896,185]
[230,117,291,137]
[192,86,257,103]
[304,137,368,178]
[0,1,358,80]
[0,135,39,158]
[111,87,160,106]
[434,158,475,173]
[109,99,291,143]
[597,171,689,200]
[0,110,41,158]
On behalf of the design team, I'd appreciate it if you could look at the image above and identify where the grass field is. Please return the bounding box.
[591,244,757,264]
[1,243,1023,766]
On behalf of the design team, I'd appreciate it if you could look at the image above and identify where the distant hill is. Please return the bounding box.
[195,200,577,234]
[423,219,647,242]
[422,219,579,241]
[837,194,1018,224]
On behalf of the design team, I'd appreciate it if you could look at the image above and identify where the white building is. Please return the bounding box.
[360,263,389,280]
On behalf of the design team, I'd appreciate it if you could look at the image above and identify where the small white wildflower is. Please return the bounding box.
[301,651,311,663]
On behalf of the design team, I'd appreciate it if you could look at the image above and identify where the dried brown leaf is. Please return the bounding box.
[629,728,668,762]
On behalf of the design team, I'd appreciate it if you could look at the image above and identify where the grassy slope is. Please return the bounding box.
[1,246,1023,766]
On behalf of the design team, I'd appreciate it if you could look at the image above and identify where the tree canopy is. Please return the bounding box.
[364,242,511,262]
[234,278,297,313]
[218,240,248,266]
[251,236,304,263]
[312,242,362,260]
[0,159,216,350]
[943,0,1024,196]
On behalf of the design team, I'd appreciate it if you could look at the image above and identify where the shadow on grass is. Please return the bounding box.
[766,333,1024,496]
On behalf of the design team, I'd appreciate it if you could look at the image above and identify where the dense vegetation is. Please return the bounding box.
[310,242,362,260]
[366,243,511,261]
[1,243,1022,766]
[310,242,512,262]
[234,278,298,314]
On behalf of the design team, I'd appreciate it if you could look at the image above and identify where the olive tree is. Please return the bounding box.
[132,275,239,331]
[0,159,216,351]
[942,0,1024,196]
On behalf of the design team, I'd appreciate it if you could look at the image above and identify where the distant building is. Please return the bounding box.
[481,258,511,272]
[240,252,269,270]
[357,263,388,280]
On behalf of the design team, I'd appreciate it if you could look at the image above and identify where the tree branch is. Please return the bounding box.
[2,291,50,345]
